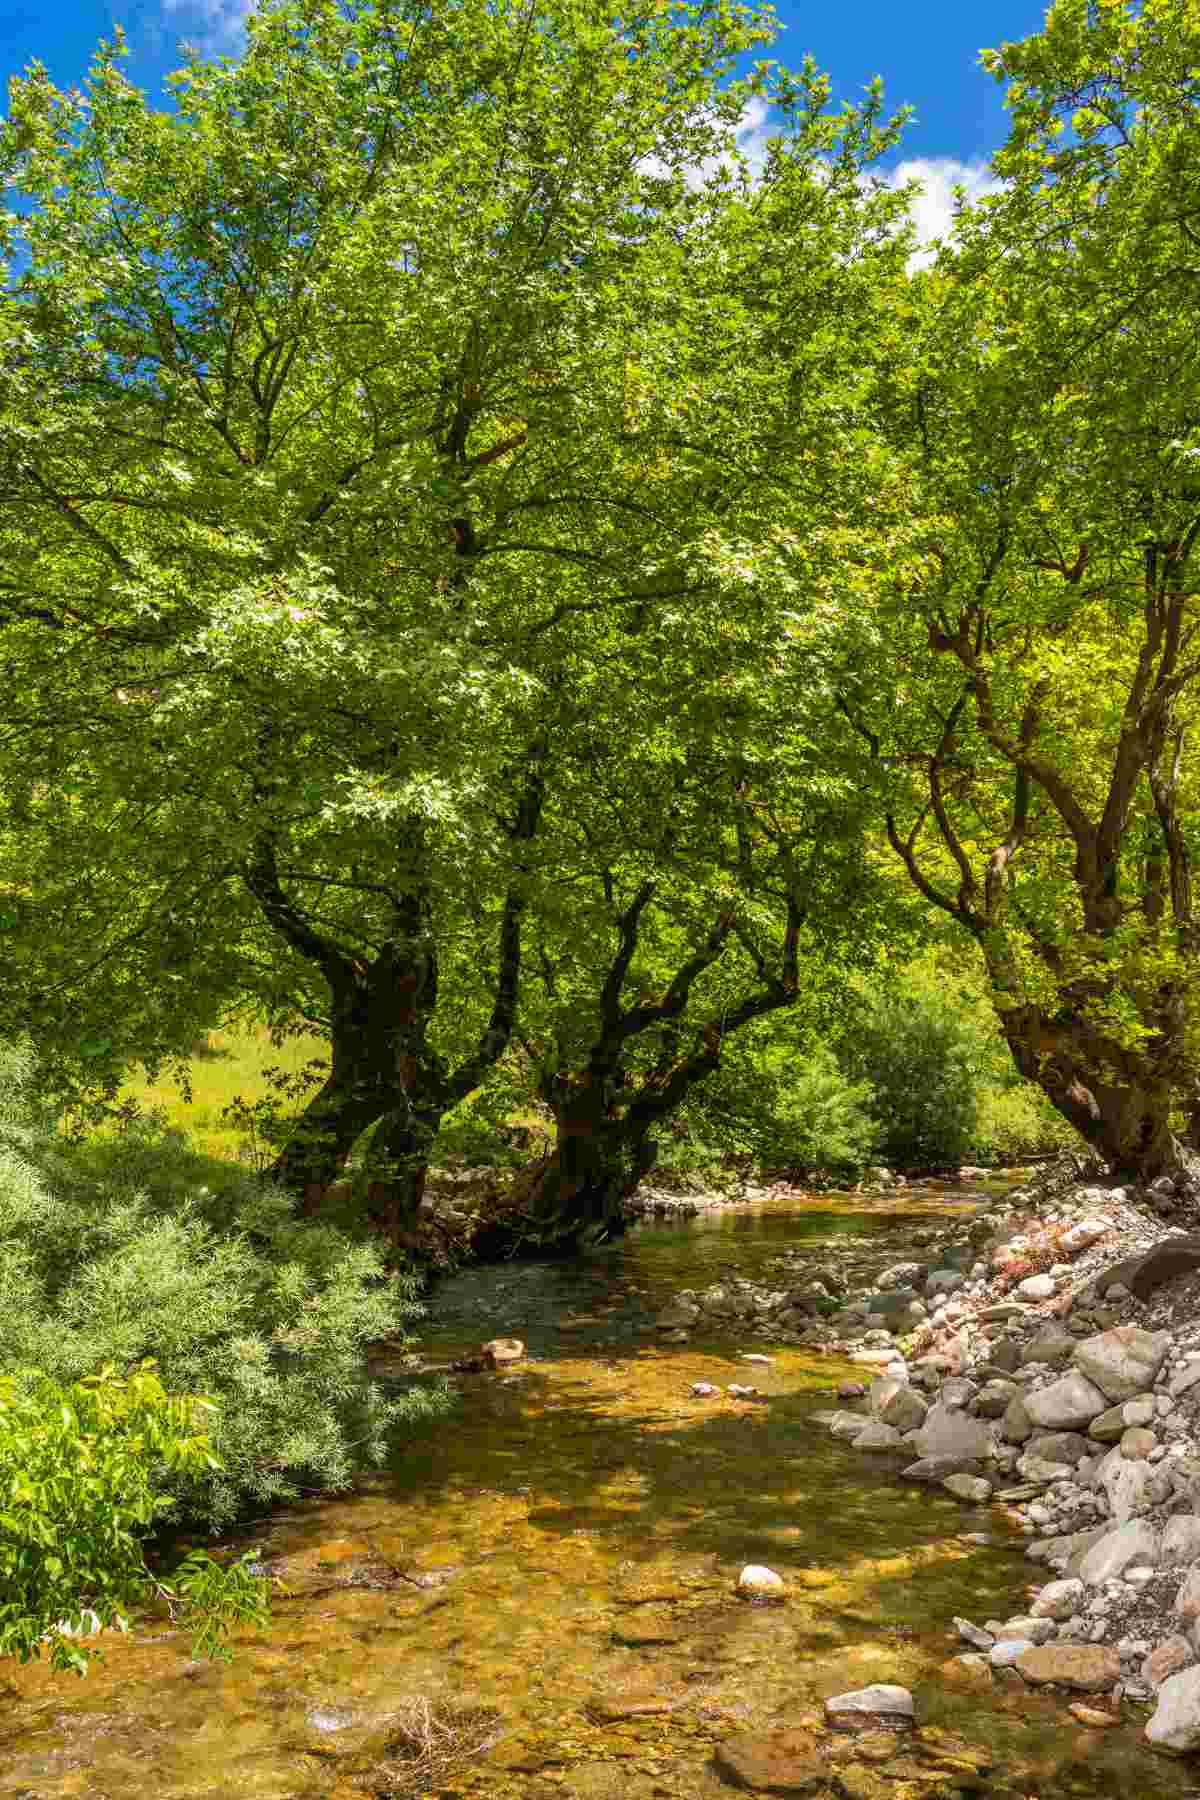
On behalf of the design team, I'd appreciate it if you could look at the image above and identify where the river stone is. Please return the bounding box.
[1022,1327,1077,1367]
[1161,1516,1200,1567]
[1079,1520,1161,1585]
[853,1421,904,1451]
[1060,1218,1110,1255]
[713,1728,826,1793]
[1169,1361,1200,1400]
[877,1262,925,1291]
[869,1376,927,1432]
[1145,1638,1195,1688]
[737,1565,785,1599]
[992,1616,1056,1645]
[656,1300,700,1330]
[954,1618,995,1650]
[980,1302,1029,1323]
[1024,1371,1109,1431]
[944,1473,992,1503]
[1016,1644,1121,1691]
[1031,1578,1084,1620]
[913,1402,993,1461]
[590,1689,678,1721]
[1073,1327,1171,1402]
[1089,1402,1139,1442]
[926,1269,965,1297]
[830,1412,869,1441]
[1018,1273,1057,1301]
[1096,1447,1161,1522]
[1002,1394,1034,1443]
[1121,1426,1158,1459]
[823,1684,914,1726]
[1116,1236,1200,1303]
[902,1454,984,1485]
[482,1337,525,1365]
[976,1379,1020,1418]
[989,1638,1032,1666]
[1026,1431,1092,1466]
[1174,1566,1200,1620]
[1145,1665,1200,1752]
[941,1653,994,1693]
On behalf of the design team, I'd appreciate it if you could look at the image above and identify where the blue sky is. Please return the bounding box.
[0,0,1052,246]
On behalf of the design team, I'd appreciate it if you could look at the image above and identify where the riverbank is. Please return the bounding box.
[643,1151,1200,1758]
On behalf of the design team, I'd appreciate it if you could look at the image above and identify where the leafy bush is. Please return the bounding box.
[0,1360,270,1674]
[0,1042,451,1536]
[673,1031,877,1181]
[839,983,980,1171]
[972,1080,1079,1164]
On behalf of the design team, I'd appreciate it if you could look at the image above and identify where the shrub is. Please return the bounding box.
[673,1032,877,1181]
[0,1360,270,1674]
[0,1042,452,1536]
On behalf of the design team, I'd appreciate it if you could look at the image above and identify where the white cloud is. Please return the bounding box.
[162,0,256,55]
[879,157,1004,268]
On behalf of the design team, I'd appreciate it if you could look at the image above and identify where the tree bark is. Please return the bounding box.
[517,1083,659,1243]
[996,998,1186,1182]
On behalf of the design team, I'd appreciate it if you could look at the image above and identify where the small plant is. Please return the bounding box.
[0,1361,271,1674]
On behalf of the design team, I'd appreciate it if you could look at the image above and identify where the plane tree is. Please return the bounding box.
[0,0,917,1237]
[826,0,1200,1182]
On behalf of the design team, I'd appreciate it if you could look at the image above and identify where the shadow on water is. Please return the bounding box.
[0,1187,1195,1799]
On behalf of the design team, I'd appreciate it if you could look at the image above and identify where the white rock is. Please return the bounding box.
[989,1638,1033,1666]
[1032,1578,1085,1620]
[1025,1371,1110,1431]
[1079,1520,1160,1586]
[1060,1218,1110,1255]
[1018,1274,1057,1301]
[1170,1363,1200,1400]
[1074,1328,1171,1403]
[1162,1516,1200,1567]
[1145,1665,1200,1752]
[824,1683,914,1721]
[913,1401,994,1462]
[737,1564,784,1598]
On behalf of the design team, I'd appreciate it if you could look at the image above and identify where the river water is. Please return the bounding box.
[2,1186,1196,1799]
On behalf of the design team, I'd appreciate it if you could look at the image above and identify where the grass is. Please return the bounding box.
[115,1024,328,1163]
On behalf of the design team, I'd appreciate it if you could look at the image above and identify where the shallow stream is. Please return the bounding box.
[2,1185,1196,1799]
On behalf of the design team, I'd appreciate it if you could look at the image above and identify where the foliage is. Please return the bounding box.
[0,1042,450,1534]
[821,0,1200,1176]
[673,1025,877,1180]
[0,1359,271,1675]
[0,0,916,1235]
[838,979,984,1172]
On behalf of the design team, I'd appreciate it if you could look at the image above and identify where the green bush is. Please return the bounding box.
[0,1042,451,1536]
[836,973,985,1171]
[0,1360,270,1674]
[673,1033,877,1181]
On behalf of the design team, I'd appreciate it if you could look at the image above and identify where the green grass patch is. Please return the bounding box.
[116,1026,328,1164]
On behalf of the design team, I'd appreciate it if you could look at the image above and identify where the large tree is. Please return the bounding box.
[829,0,1200,1182]
[0,0,913,1236]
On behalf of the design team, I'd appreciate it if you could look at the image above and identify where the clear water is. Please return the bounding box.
[1,1187,1192,1799]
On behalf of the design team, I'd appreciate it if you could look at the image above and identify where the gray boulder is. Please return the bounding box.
[1024,1371,1110,1431]
[1073,1327,1171,1403]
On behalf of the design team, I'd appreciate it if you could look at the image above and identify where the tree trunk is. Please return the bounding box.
[270,1066,388,1214]
[998,1001,1185,1182]
[360,1101,446,1243]
[519,1091,659,1245]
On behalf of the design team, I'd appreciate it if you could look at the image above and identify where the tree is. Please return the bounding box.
[0,0,916,1235]
[831,0,1200,1180]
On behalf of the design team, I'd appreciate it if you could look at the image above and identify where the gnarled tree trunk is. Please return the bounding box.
[997,998,1185,1181]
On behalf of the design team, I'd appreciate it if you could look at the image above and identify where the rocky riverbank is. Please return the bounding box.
[647,1154,1200,1758]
